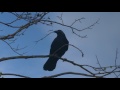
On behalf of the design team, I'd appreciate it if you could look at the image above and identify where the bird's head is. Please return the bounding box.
[54,30,64,35]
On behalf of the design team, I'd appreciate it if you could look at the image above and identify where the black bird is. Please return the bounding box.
[43,30,69,71]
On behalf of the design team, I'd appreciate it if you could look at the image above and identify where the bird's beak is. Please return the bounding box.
[54,31,57,33]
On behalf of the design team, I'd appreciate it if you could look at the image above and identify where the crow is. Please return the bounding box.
[43,30,69,71]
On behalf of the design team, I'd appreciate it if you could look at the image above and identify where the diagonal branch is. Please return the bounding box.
[58,57,95,75]
[0,12,49,40]
[42,72,101,78]
[2,40,23,56]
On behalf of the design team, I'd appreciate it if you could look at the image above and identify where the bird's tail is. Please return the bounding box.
[43,57,58,71]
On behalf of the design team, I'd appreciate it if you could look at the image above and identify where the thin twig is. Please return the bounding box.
[57,12,64,24]
[96,55,105,71]
[41,18,100,32]
[115,48,118,66]
[96,55,118,78]
[0,21,20,28]
[70,17,85,26]
[2,40,23,56]
[69,44,84,57]
[35,31,54,43]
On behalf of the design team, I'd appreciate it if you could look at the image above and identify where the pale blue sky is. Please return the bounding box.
[0,12,120,78]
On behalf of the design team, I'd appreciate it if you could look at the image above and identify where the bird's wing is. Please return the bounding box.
[50,37,68,55]
[50,37,61,54]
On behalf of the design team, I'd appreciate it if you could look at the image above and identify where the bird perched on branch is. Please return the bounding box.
[43,30,69,71]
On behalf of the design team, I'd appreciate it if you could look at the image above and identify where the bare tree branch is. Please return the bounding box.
[0,12,49,40]
[69,44,84,57]
[57,12,64,24]
[70,17,85,26]
[1,73,31,78]
[41,18,100,32]
[0,55,50,62]
[42,72,101,78]
[2,40,23,55]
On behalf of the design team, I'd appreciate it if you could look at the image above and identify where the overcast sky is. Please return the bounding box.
[0,12,120,78]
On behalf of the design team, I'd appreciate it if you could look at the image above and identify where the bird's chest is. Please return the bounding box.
[50,36,68,54]
[54,37,67,46]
